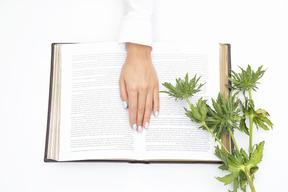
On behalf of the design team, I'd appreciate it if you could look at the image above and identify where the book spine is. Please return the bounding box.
[44,43,57,162]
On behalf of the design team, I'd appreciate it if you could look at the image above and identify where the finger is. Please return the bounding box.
[128,89,138,130]
[137,90,147,133]
[143,91,153,129]
[119,77,128,109]
[153,87,160,118]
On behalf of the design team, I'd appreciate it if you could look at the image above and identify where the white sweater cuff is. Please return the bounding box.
[118,17,153,48]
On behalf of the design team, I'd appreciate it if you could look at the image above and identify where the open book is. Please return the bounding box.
[44,42,231,163]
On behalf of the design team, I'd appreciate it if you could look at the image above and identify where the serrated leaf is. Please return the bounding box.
[233,177,239,192]
[227,65,266,96]
[217,172,239,185]
[185,98,208,124]
[215,146,229,168]
[250,166,259,176]
[239,171,248,191]
[205,92,242,138]
[246,141,265,168]
[240,149,249,163]
[239,117,249,135]
[218,164,228,171]
[253,109,273,131]
[227,155,244,173]
[161,73,205,100]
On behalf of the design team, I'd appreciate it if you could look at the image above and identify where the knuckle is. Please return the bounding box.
[129,84,138,92]
[137,119,143,125]
[130,85,138,93]
[144,110,152,119]
[146,103,153,112]
[138,106,145,113]
[130,105,137,112]
[139,83,149,92]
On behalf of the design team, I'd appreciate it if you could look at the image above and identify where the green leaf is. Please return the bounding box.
[239,117,249,135]
[250,166,259,176]
[227,65,266,96]
[205,92,242,138]
[246,141,265,168]
[253,109,273,131]
[233,177,239,192]
[217,172,239,185]
[161,73,205,100]
[227,155,244,173]
[240,149,249,163]
[218,164,228,171]
[215,146,229,168]
[185,98,208,124]
[239,171,248,191]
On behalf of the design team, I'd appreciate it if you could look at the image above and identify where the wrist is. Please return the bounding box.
[127,43,152,57]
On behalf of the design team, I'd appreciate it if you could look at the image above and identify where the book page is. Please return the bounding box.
[58,42,219,161]
[142,42,219,161]
[59,43,137,161]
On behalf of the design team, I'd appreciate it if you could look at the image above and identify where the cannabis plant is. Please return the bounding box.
[161,66,272,192]
[162,73,205,102]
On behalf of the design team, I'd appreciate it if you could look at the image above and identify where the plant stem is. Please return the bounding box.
[185,97,191,106]
[244,167,256,192]
[202,122,230,154]
[248,88,254,154]
[249,89,252,101]
[249,116,254,154]
[228,128,239,153]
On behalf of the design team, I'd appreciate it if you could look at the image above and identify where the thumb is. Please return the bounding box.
[119,76,129,109]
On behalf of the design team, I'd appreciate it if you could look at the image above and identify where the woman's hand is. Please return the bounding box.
[119,43,159,133]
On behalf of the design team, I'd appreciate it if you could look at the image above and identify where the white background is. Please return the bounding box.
[1,0,287,191]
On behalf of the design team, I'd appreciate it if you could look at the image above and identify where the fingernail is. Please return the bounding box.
[132,124,137,130]
[145,122,149,129]
[122,101,127,109]
[138,126,143,133]
[155,111,159,118]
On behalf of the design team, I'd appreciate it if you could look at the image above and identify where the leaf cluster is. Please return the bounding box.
[242,100,273,131]
[253,109,273,130]
[161,73,205,100]
[215,141,265,192]
[227,65,266,95]
[184,98,208,124]
[205,93,244,139]
[184,92,245,140]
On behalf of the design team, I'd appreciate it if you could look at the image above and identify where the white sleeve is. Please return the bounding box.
[118,0,154,47]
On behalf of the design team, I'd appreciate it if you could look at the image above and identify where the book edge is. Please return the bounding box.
[44,159,222,164]
[219,43,232,153]
[44,43,56,162]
